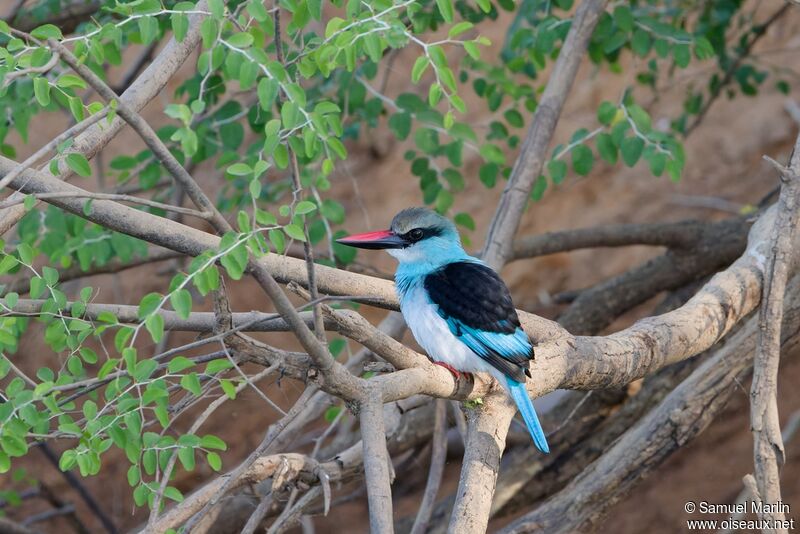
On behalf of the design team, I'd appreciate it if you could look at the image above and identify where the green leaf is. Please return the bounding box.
[171,12,189,41]
[283,224,306,241]
[388,112,412,140]
[448,22,473,38]
[127,465,140,486]
[631,30,651,57]
[170,289,192,320]
[228,32,253,48]
[17,243,34,265]
[613,6,633,32]
[31,24,63,40]
[597,101,617,126]
[205,359,233,374]
[66,153,91,177]
[673,44,691,68]
[180,373,202,396]
[42,265,59,285]
[257,78,279,111]
[454,212,475,231]
[596,133,617,164]
[208,0,224,18]
[435,0,454,22]
[626,105,651,134]
[206,451,222,471]
[571,145,594,176]
[295,201,317,215]
[547,159,567,184]
[33,77,50,107]
[504,109,524,128]
[226,163,252,176]
[200,434,227,450]
[138,292,162,318]
[411,56,429,83]
[168,356,195,373]
[178,447,196,471]
[145,314,165,342]
[620,137,644,167]
[647,152,667,177]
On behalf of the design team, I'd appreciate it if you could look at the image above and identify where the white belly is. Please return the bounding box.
[400,285,500,379]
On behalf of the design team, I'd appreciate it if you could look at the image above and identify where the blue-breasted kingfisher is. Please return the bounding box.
[337,207,549,454]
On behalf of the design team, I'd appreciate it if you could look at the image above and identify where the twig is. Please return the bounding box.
[669,194,745,214]
[0,1,209,237]
[37,443,118,534]
[410,399,448,534]
[21,504,76,525]
[273,4,326,342]
[719,410,800,534]
[267,487,323,534]
[241,493,274,534]
[748,137,800,531]
[147,364,280,529]
[1,51,59,88]
[685,4,791,136]
[0,191,212,219]
[167,387,322,533]
[47,38,234,235]
[0,107,107,191]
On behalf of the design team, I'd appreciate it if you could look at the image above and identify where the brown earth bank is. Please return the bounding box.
[3,1,800,532]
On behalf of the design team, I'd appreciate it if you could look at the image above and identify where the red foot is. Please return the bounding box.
[433,361,471,379]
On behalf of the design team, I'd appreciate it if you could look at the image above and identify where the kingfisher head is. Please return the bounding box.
[336,207,465,265]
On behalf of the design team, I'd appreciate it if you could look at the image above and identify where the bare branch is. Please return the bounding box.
[748,135,800,531]
[360,384,394,533]
[410,399,448,534]
[510,219,712,260]
[481,0,609,269]
[0,191,211,220]
[448,393,517,533]
[1,51,59,88]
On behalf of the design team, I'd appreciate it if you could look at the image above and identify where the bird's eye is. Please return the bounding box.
[408,228,424,241]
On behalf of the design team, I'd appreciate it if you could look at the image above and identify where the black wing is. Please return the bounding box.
[424,261,532,382]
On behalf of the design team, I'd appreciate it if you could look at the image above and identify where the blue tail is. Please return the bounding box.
[507,379,549,454]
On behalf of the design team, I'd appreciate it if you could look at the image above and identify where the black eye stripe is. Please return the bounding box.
[401,227,443,242]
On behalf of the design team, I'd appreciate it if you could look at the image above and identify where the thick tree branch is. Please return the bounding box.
[360,384,394,533]
[448,393,516,534]
[557,216,751,334]
[500,275,800,533]
[510,219,714,259]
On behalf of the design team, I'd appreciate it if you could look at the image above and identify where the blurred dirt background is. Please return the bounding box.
[3,1,800,532]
